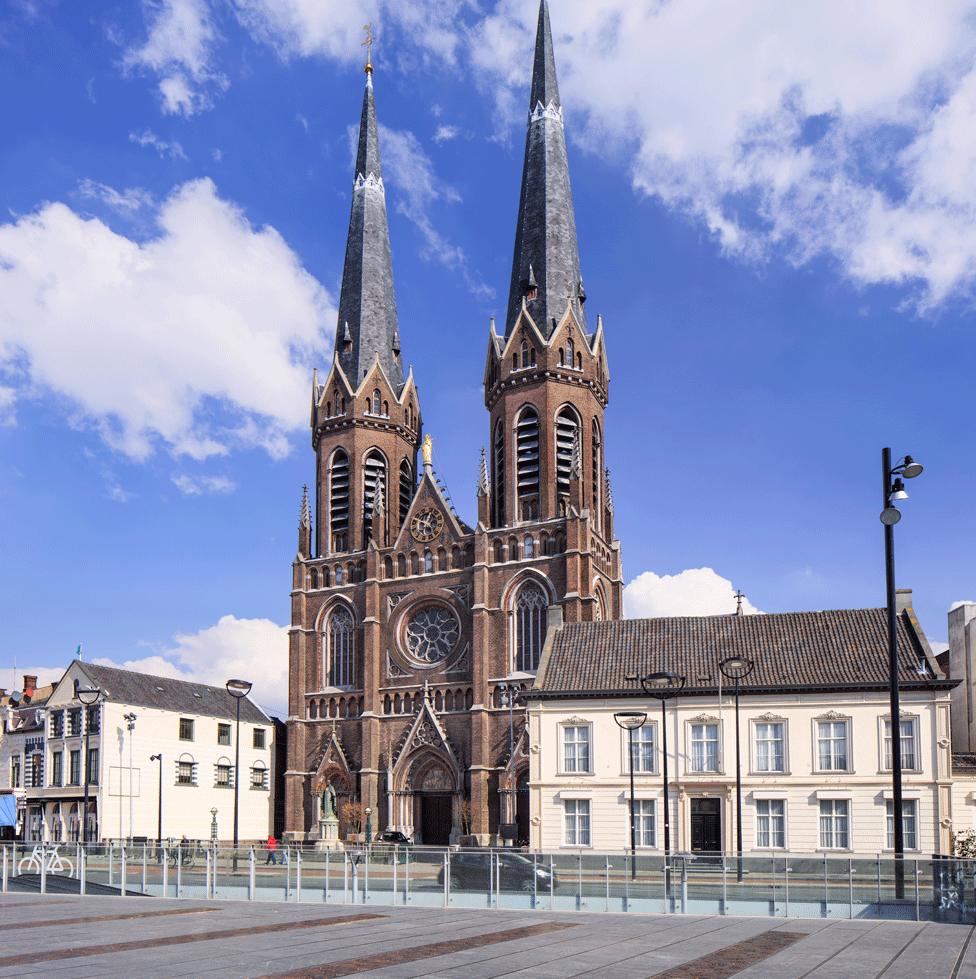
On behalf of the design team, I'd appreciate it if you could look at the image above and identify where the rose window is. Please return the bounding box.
[404,605,460,664]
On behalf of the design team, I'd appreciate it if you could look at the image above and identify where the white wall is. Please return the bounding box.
[529,688,966,855]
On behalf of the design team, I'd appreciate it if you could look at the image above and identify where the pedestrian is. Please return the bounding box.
[265,834,278,865]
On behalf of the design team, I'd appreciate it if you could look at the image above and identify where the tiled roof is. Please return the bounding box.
[532,608,948,698]
[73,661,270,723]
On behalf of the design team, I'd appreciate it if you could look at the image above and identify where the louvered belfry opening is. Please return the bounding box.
[492,420,506,527]
[591,418,602,528]
[362,449,387,545]
[399,459,414,529]
[555,406,580,500]
[516,406,540,520]
[329,449,350,553]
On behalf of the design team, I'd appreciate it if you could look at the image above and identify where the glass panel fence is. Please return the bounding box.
[406,848,444,907]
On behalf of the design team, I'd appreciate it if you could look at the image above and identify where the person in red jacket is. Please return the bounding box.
[265,835,278,865]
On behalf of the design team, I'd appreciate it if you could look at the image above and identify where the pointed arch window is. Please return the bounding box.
[515,406,540,520]
[591,419,602,529]
[567,337,575,367]
[423,549,434,573]
[520,341,529,369]
[329,450,350,553]
[325,606,355,688]
[492,419,506,527]
[514,580,548,673]
[370,389,381,415]
[362,449,387,545]
[333,391,340,416]
[524,536,535,558]
[555,406,580,499]
[399,459,414,527]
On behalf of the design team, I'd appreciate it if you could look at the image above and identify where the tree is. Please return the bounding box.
[339,801,364,835]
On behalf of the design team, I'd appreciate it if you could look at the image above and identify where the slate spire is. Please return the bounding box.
[335,68,404,391]
[505,0,584,339]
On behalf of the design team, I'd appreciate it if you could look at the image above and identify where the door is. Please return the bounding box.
[420,794,452,845]
[690,797,722,854]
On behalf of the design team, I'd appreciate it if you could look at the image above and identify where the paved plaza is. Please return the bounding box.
[0,893,974,978]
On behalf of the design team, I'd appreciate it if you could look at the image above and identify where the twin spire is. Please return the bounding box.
[335,49,403,392]
[505,0,585,339]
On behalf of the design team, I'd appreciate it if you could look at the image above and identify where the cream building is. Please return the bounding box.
[526,592,976,856]
[1,660,275,844]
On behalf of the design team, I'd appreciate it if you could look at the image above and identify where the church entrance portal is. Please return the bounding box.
[419,794,453,845]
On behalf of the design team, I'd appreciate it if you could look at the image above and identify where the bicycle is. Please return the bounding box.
[17,844,74,878]
[168,846,196,869]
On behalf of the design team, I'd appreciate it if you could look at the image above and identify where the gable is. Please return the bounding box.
[392,470,467,551]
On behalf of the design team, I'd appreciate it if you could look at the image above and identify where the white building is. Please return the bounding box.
[1,661,276,844]
[526,593,976,856]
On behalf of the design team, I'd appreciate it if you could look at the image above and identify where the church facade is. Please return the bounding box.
[284,1,622,844]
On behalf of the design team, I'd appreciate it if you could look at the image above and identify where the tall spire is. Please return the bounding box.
[335,61,404,391]
[505,0,584,339]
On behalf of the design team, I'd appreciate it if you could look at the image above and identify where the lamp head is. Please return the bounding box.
[226,678,253,699]
[719,655,755,680]
[75,682,102,706]
[880,506,902,526]
[901,455,924,479]
[889,478,909,502]
[614,710,648,730]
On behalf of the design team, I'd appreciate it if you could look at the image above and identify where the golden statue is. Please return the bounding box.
[422,433,433,470]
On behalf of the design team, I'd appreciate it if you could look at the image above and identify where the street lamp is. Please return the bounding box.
[626,670,685,908]
[719,655,754,882]
[74,681,102,846]
[365,806,373,846]
[614,711,647,879]
[149,753,163,854]
[881,448,924,899]
[226,678,252,871]
[210,807,218,844]
[123,712,137,843]
[499,682,522,844]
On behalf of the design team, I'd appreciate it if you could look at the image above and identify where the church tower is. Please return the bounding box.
[482,0,618,620]
[310,61,422,557]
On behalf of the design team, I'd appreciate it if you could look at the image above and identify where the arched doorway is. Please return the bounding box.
[409,756,456,845]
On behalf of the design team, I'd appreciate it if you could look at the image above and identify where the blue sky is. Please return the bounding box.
[1,0,974,714]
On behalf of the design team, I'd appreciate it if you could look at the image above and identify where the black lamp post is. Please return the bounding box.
[226,678,253,871]
[880,448,924,899]
[627,670,685,907]
[614,711,647,879]
[719,655,754,882]
[74,681,102,846]
[149,753,163,854]
[499,682,522,842]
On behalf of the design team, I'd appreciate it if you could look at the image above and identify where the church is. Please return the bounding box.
[283,1,621,845]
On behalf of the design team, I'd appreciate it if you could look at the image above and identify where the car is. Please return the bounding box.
[374,829,412,845]
[437,851,555,893]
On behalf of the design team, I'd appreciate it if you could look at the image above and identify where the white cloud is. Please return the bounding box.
[0,178,333,461]
[123,0,226,116]
[624,567,760,619]
[129,128,187,160]
[94,614,289,715]
[378,124,491,298]
[172,473,237,495]
[433,124,459,143]
[79,179,154,214]
[469,0,976,311]
[0,386,16,426]
[0,666,66,694]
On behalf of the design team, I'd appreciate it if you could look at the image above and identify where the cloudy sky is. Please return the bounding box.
[1,0,973,715]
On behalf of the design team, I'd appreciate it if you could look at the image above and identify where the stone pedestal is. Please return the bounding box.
[316,817,341,851]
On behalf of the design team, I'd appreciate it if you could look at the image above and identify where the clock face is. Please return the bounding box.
[410,507,443,542]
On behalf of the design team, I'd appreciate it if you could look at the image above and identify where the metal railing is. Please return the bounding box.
[2,843,974,923]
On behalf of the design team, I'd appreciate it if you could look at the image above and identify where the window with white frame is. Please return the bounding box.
[754,721,786,773]
[632,799,656,847]
[564,799,590,845]
[562,725,590,773]
[883,717,918,771]
[756,799,786,848]
[886,799,919,849]
[818,799,850,849]
[690,722,720,772]
[250,762,269,790]
[816,719,849,771]
[628,725,656,774]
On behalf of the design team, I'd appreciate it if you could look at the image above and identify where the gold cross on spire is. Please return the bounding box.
[363,22,374,75]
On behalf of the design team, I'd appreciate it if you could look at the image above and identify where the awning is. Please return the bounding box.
[0,795,16,828]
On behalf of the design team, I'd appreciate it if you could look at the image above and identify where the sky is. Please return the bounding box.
[1,0,974,717]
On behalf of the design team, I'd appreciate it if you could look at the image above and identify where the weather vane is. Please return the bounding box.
[363,22,374,75]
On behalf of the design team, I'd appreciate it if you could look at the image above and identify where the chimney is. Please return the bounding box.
[895,589,913,613]
[949,602,976,753]
[22,675,37,695]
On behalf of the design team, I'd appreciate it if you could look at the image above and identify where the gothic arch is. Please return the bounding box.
[502,569,555,675]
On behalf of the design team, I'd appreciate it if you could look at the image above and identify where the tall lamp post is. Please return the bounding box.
[226,678,253,872]
[880,449,924,899]
[123,712,137,843]
[614,711,647,879]
[719,656,754,882]
[627,670,686,908]
[499,682,522,843]
[149,753,163,854]
[75,681,103,846]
